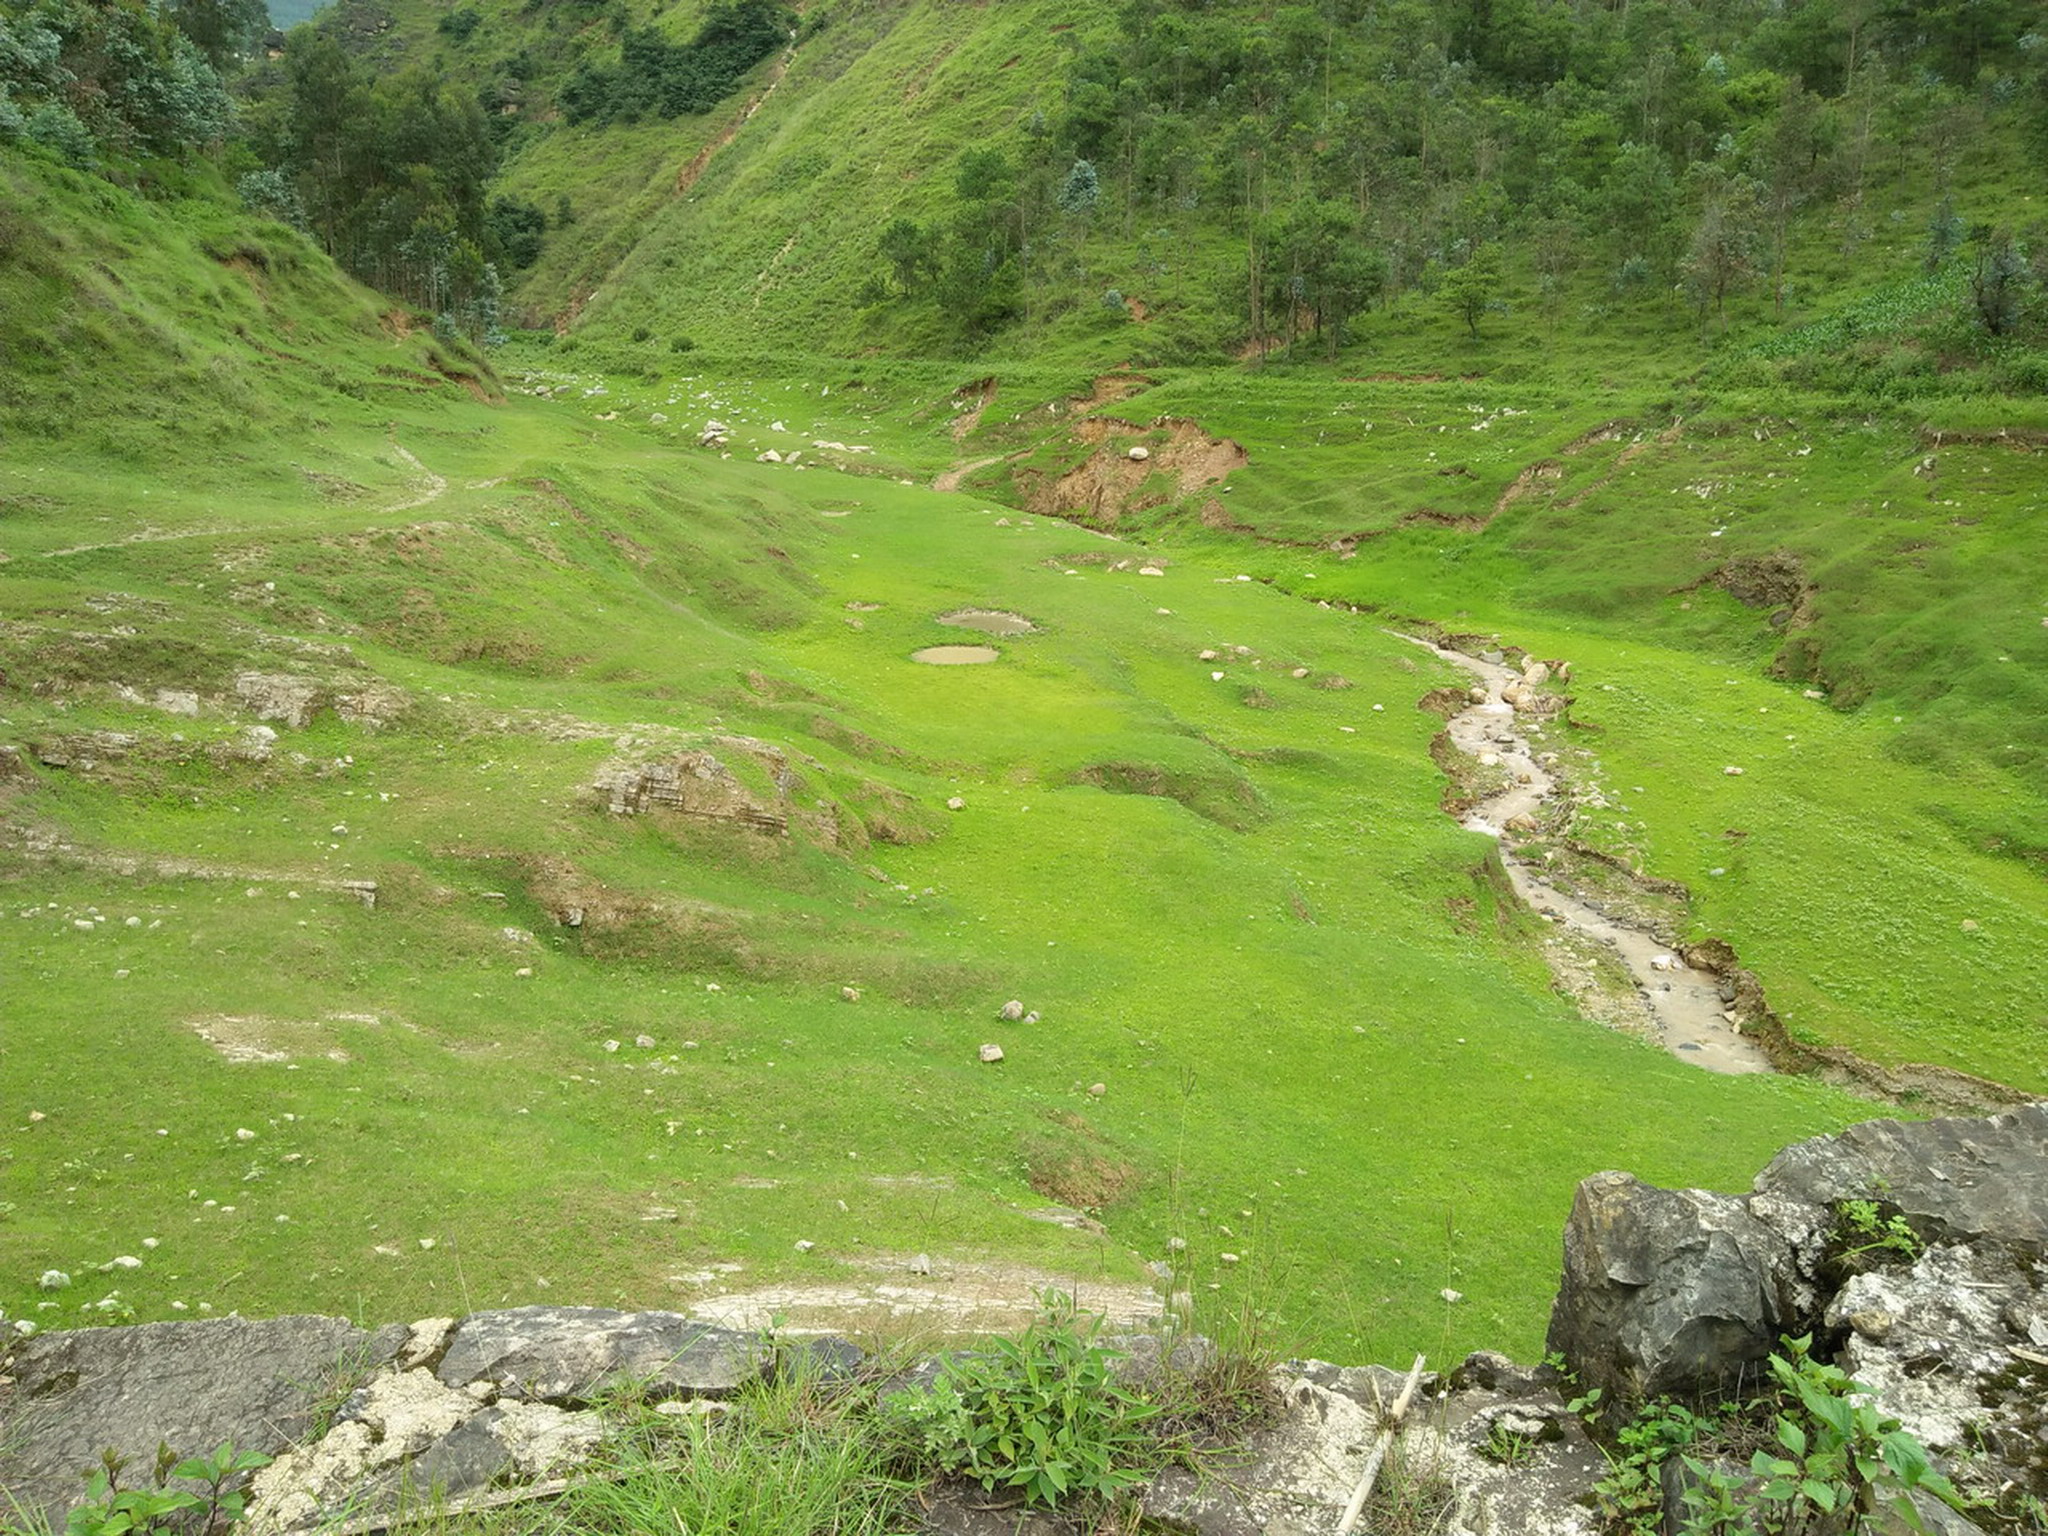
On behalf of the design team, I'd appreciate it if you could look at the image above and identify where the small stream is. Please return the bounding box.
[1410,637,1772,1076]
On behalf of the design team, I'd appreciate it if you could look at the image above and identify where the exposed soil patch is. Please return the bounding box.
[937,609,1034,636]
[189,1014,356,1064]
[1069,373,1154,412]
[678,1254,1160,1339]
[947,376,998,439]
[911,645,998,665]
[1013,417,1247,529]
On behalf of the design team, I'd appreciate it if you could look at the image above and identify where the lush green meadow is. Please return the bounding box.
[4,349,1934,1364]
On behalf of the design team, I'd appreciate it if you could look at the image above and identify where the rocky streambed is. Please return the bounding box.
[1409,635,1771,1075]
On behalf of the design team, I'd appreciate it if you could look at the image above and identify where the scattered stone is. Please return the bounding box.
[633,1034,656,1049]
[840,986,861,1002]
[946,797,964,810]
[1723,765,1744,776]
[998,1000,1024,1022]
[978,1043,1005,1064]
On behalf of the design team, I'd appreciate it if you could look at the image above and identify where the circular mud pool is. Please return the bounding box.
[937,609,1036,636]
[912,645,1000,665]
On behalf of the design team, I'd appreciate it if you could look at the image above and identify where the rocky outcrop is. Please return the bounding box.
[1548,1104,2048,1516]
[433,1306,766,1404]
[5,1107,2042,1535]
[0,1314,405,1534]
[593,738,797,833]
[1545,1173,1805,1404]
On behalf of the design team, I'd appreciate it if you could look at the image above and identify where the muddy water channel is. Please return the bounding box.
[1412,637,1772,1076]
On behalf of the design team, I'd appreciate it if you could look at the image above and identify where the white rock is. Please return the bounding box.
[1723,765,1745,776]
[1441,1288,1464,1303]
[979,1043,1005,1064]
[634,1034,656,1048]
[999,1000,1025,1021]
[37,1270,70,1291]
[946,796,965,810]
[1128,445,1151,462]
[235,1128,257,1142]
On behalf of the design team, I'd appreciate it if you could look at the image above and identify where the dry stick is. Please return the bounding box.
[1333,1353,1428,1536]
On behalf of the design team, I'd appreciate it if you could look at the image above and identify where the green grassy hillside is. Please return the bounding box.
[3,0,2046,1374]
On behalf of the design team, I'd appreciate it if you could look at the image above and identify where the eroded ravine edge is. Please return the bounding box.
[1403,626,2027,1111]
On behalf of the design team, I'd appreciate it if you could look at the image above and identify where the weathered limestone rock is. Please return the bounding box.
[1828,1242,2046,1494]
[1545,1172,1799,1404]
[234,672,323,728]
[0,1315,403,1534]
[434,1307,766,1405]
[1753,1104,2048,1247]
[1141,1376,1375,1535]
[595,742,792,833]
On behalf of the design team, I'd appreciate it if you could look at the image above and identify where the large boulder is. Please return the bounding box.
[0,1315,403,1533]
[1545,1172,1801,1404]
[433,1307,766,1405]
[1753,1104,2048,1247]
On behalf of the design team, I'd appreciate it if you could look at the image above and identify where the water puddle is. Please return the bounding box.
[911,645,1000,666]
[1409,636,1771,1075]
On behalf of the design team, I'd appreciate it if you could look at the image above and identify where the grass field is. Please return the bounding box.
[3,92,2045,1374]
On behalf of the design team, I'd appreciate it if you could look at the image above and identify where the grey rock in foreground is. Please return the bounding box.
[1547,1105,2048,1519]
[0,1315,403,1534]
[1545,1171,1800,1405]
[434,1306,767,1404]
[1754,1102,2048,1246]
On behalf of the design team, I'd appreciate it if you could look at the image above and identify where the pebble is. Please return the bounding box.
[978,1043,1005,1064]
[999,1000,1024,1021]
[1088,1082,1105,1097]
[235,1128,257,1142]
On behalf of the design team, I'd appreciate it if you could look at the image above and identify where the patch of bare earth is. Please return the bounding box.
[675,1253,1162,1340]
[1015,417,1248,529]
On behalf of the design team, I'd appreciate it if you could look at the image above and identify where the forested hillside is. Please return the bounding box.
[253,0,2048,381]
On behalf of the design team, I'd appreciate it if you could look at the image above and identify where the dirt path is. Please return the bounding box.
[39,445,448,559]
[383,444,447,514]
[933,455,1006,494]
[1408,636,1772,1075]
[675,1254,1163,1338]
